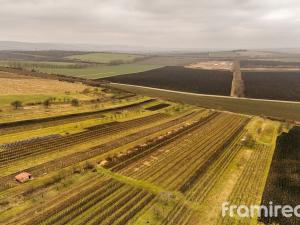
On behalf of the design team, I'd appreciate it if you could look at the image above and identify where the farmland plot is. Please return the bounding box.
[243,71,300,102]
[105,66,233,96]
[259,126,300,225]
[0,83,283,225]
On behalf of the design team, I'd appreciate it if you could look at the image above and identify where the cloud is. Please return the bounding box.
[0,0,299,49]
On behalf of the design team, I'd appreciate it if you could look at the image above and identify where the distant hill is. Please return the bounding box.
[0,41,147,53]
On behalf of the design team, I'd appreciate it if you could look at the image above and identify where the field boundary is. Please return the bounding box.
[110,83,300,123]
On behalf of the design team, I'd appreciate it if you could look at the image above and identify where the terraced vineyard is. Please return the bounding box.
[0,82,284,225]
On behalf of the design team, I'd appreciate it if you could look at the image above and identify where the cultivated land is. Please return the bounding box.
[0,61,162,79]
[260,126,300,225]
[0,50,299,224]
[243,71,300,102]
[33,64,163,79]
[105,66,233,96]
[0,68,292,225]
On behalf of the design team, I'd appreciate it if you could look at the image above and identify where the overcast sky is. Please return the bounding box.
[0,0,299,50]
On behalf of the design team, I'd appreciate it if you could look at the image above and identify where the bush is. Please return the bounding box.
[72,165,83,174]
[43,98,52,108]
[83,161,96,170]
[71,98,80,106]
[11,100,23,110]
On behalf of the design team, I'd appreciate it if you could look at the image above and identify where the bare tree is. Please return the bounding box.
[11,100,23,110]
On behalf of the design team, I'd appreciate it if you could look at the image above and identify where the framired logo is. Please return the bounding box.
[222,202,300,218]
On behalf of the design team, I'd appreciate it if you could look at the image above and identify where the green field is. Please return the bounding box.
[32,64,162,79]
[66,52,144,63]
[110,83,300,122]
[0,60,162,79]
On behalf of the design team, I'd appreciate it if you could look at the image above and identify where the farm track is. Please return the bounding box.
[0,98,155,135]
[0,113,167,165]
[0,111,198,191]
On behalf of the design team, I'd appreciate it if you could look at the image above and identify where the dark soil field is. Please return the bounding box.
[243,71,300,101]
[104,66,233,96]
[241,60,300,68]
[260,126,300,225]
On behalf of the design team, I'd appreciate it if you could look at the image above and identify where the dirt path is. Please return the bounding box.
[230,60,245,97]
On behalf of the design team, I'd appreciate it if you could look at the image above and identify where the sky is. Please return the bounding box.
[0,0,299,50]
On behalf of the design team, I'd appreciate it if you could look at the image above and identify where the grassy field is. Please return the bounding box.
[66,52,144,63]
[32,64,163,79]
[0,71,88,95]
[0,71,96,107]
[0,61,163,79]
[110,83,300,122]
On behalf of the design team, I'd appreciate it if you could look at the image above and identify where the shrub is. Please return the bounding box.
[83,161,96,170]
[71,98,80,106]
[43,98,52,108]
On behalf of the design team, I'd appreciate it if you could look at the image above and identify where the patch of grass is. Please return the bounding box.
[246,117,281,145]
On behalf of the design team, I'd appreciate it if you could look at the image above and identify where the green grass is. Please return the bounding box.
[110,83,300,122]
[66,52,144,63]
[33,64,162,79]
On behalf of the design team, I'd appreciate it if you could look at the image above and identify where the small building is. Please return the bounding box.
[15,172,32,183]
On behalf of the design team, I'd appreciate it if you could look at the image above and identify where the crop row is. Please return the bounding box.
[178,119,249,193]
[0,113,167,165]
[108,112,220,171]
[162,126,248,225]
[126,115,248,191]
[0,98,155,135]
[120,113,230,177]
[0,111,198,191]
[22,177,155,225]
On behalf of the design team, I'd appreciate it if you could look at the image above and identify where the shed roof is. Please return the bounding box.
[15,172,32,182]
